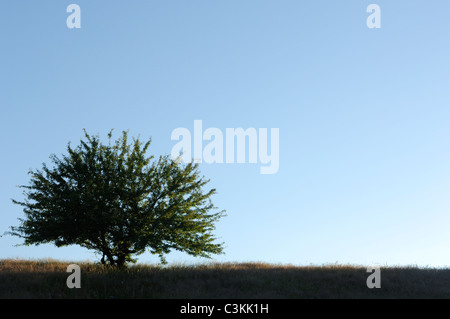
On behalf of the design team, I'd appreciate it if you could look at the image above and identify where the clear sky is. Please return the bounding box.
[1,1,450,267]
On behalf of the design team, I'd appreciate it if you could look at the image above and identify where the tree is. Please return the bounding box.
[9,130,225,267]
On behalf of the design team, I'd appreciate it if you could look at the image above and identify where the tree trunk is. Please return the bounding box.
[116,254,126,269]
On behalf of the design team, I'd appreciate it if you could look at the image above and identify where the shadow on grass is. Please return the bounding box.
[1,259,450,299]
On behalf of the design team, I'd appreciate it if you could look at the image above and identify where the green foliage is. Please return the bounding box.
[10,130,225,267]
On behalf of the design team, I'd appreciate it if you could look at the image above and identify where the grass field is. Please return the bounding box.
[1,259,449,299]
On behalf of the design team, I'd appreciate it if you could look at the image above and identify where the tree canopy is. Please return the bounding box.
[9,130,225,267]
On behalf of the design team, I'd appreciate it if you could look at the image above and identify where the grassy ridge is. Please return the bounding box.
[1,259,450,298]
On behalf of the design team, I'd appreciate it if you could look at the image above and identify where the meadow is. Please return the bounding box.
[1,259,449,299]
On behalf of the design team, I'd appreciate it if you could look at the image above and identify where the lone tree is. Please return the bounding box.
[10,130,225,267]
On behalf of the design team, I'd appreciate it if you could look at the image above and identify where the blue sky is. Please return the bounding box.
[1,1,450,267]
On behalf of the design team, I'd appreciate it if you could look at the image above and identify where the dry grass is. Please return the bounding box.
[1,259,450,299]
